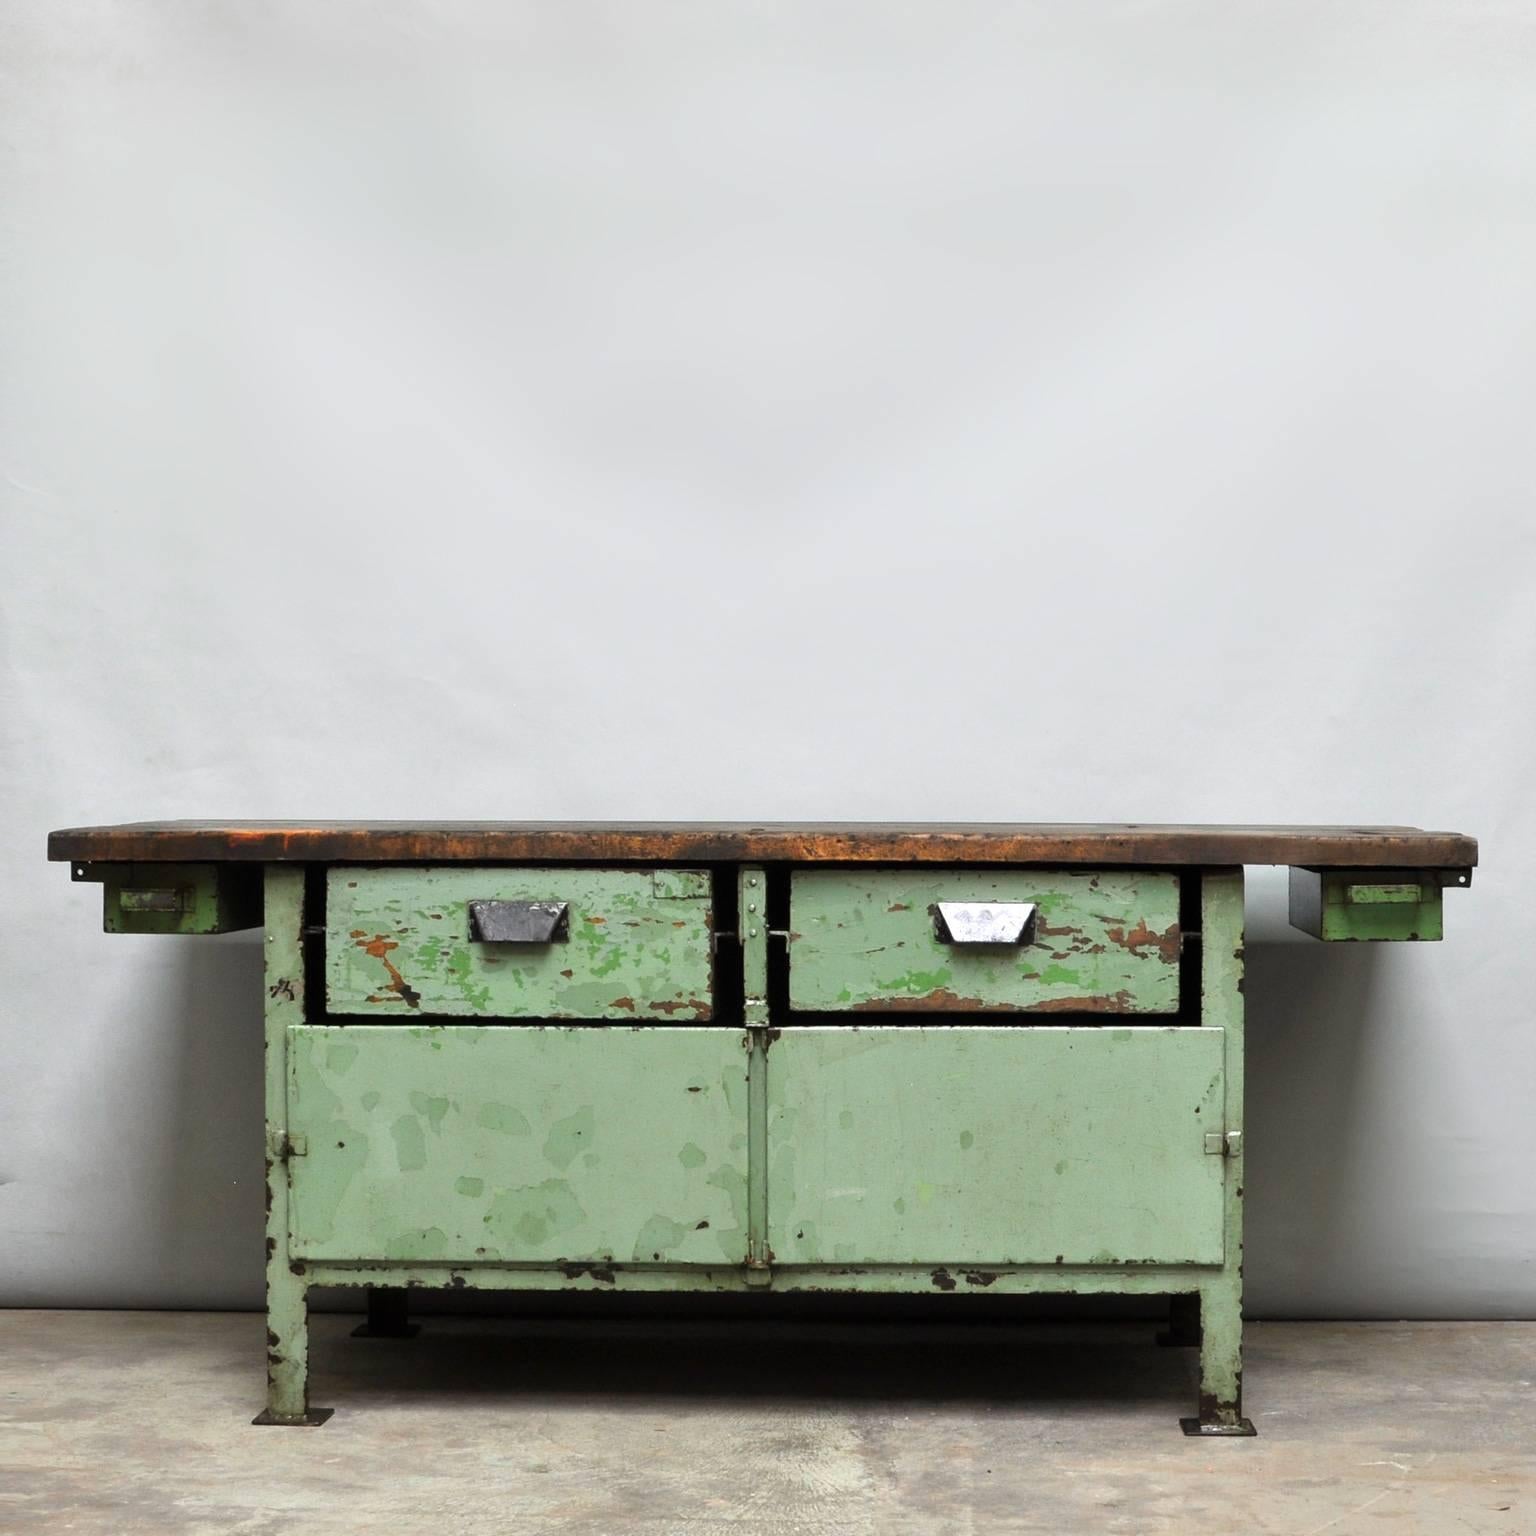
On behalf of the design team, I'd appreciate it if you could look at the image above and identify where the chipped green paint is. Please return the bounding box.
[788,869,1181,1014]
[326,866,714,1020]
[543,1106,594,1170]
[633,1214,689,1261]
[391,1115,427,1171]
[740,866,771,1274]
[261,866,316,1423]
[766,1025,1225,1266]
[1196,867,1252,1431]
[409,1092,450,1132]
[287,1025,748,1265]
[477,1102,531,1137]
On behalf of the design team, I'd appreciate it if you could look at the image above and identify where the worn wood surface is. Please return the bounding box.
[48,821,1479,869]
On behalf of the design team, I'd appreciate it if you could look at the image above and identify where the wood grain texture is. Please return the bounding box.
[48,821,1479,869]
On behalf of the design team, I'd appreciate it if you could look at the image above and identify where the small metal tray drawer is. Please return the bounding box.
[327,866,714,1019]
[1288,868,1444,941]
[788,868,1181,1015]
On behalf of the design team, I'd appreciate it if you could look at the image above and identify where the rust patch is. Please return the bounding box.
[1105,918,1181,966]
[887,902,910,912]
[849,988,1138,1015]
[265,1236,276,1260]
[930,1269,957,1291]
[355,933,422,1008]
[1196,1388,1244,1425]
[349,928,366,938]
[963,1271,999,1287]
[647,997,712,1019]
[559,1261,617,1284]
[266,1328,281,1349]
[610,996,636,1012]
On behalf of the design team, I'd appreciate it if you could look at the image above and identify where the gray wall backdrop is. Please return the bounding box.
[2,2,1532,1316]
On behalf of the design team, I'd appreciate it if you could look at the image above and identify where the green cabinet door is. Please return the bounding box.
[767,1027,1227,1267]
[288,1025,748,1266]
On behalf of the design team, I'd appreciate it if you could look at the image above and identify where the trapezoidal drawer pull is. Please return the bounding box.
[467,899,570,944]
[932,900,1038,946]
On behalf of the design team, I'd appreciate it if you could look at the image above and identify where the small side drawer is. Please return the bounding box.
[327,867,714,1019]
[788,869,1181,1015]
[1288,868,1443,942]
[74,862,262,935]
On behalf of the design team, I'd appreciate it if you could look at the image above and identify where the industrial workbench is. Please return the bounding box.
[48,821,1477,1435]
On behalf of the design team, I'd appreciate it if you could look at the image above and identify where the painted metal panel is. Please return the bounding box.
[789,870,1180,1015]
[326,867,714,1019]
[287,1025,748,1265]
[767,1026,1226,1266]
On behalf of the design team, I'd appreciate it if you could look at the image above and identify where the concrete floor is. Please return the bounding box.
[0,1311,1531,1534]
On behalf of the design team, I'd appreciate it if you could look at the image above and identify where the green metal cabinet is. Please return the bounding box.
[49,819,1477,1437]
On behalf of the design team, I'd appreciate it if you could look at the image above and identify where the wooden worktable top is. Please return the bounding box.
[48,822,1478,871]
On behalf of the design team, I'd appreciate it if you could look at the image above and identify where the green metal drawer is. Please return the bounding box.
[326,866,714,1019]
[287,1025,748,1264]
[1288,868,1444,941]
[766,1026,1227,1267]
[788,869,1181,1015]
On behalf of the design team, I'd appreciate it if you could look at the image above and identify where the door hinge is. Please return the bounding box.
[1203,1130,1242,1157]
[266,1130,308,1160]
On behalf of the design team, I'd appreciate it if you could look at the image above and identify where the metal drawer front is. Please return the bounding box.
[288,1025,748,1264]
[767,1026,1226,1267]
[327,866,714,1020]
[789,869,1180,1015]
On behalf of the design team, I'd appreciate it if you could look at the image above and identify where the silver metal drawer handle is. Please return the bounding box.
[932,901,1038,946]
[467,899,570,944]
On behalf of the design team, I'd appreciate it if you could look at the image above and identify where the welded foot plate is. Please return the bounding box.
[252,1408,334,1427]
[1180,1416,1256,1437]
